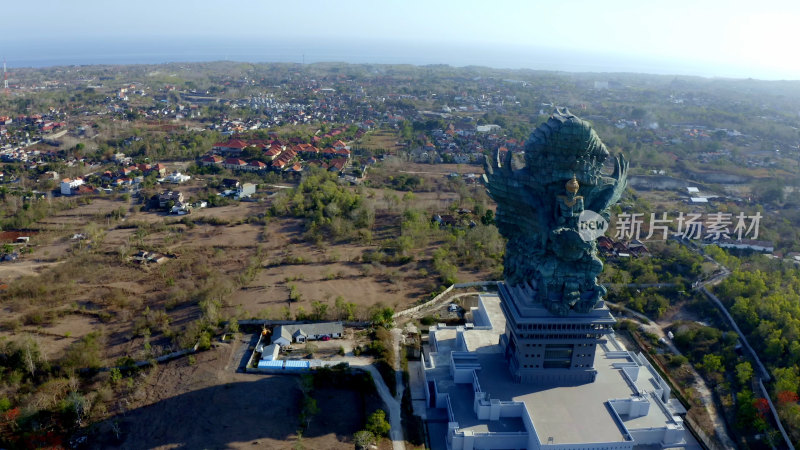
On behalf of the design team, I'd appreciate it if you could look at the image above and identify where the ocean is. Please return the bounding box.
[0,37,769,79]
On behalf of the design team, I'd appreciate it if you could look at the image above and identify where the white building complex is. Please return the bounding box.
[422,291,700,450]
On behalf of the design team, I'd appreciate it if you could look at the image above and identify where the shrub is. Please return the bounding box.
[62,331,104,370]
[366,409,391,437]
[197,332,212,351]
[420,316,437,326]
[353,430,374,449]
[0,397,11,413]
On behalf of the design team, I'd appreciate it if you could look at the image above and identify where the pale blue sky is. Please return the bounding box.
[5,0,800,79]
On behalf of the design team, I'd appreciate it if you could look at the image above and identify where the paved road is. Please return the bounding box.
[391,328,406,450]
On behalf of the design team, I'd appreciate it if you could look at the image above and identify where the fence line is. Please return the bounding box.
[700,287,794,450]
[235,319,370,327]
[393,281,498,319]
[684,414,725,450]
[699,287,770,380]
[758,378,795,450]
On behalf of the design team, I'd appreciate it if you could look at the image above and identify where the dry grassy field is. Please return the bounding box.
[352,129,406,154]
[0,163,495,447]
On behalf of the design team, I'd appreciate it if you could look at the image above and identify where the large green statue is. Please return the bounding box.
[484,108,628,315]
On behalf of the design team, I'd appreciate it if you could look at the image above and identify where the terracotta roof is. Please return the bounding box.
[214,139,249,149]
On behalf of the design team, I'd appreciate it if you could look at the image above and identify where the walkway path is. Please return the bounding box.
[347,360,405,450]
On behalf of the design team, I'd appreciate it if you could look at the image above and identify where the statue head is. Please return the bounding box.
[566,174,580,194]
[524,108,610,187]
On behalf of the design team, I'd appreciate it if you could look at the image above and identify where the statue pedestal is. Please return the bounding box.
[498,282,616,385]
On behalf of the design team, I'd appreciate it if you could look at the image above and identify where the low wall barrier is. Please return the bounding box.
[394,281,499,319]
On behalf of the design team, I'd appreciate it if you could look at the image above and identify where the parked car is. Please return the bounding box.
[321,336,331,341]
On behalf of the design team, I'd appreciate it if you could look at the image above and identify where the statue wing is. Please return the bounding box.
[586,153,628,217]
[484,149,546,240]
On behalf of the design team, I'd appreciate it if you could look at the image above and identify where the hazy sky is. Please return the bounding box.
[5,0,800,80]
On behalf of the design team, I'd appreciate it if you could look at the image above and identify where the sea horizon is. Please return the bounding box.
[2,37,795,81]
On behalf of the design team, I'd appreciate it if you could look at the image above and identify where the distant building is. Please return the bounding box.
[222,178,240,189]
[158,190,184,208]
[715,239,774,253]
[200,155,223,166]
[60,178,84,195]
[164,171,191,183]
[476,124,501,133]
[237,183,256,198]
[212,139,249,156]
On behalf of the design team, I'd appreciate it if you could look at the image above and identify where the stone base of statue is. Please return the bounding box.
[498,281,616,385]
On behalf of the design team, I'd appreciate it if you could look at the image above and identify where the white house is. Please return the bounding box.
[60,178,84,195]
[476,124,501,133]
[272,322,344,347]
[236,183,256,198]
[164,171,191,184]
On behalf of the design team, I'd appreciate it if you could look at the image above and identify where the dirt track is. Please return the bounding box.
[0,260,64,281]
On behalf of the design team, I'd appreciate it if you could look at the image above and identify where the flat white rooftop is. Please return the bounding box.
[426,293,699,448]
[474,347,672,444]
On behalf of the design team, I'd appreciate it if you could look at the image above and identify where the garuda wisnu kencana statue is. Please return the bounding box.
[484,108,627,316]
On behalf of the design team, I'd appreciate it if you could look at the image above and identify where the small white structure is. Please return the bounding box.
[260,343,280,361]
[686,187,700,194]
[60,178,84,195]
[716,239,774,253]
[476,124,501,133]
[237,183,256,198]
[164,171,191,184]
[112,152,132,164]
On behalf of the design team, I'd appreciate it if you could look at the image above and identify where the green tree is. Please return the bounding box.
[736,361,754,386]
[773,366,800,394]
[735,389,760,430]
[335,296,357,321]
[701,354,724,374]
[370,307,394,328]
[366,409,391,437]
[299,394,319,431]
[311,301,328,320]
